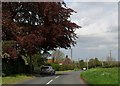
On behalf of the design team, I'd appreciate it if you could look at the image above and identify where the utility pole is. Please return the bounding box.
[110,49,112,60]
[71,48,72,60]
[86,58,88,70]
[101,57,104,67]
[109,49,112,65]
[78,58,80,62]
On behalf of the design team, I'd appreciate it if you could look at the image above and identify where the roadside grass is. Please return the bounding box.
[80,67,119,85]
[2,74,34,84]
[0,77,2,85]
[74,68,80,71]
[56,70,75,74]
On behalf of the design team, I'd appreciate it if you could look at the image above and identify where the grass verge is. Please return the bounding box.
[56,70,75,74]
[2,74,34,84]
[80,67,119,85]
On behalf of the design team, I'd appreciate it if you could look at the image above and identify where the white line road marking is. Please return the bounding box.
[46,76,60,85]
[55,76,60,79]
[46,80,53,85]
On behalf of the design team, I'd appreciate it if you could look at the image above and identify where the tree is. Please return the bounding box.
[88,58,95,68]
[2,2,81,73]
[2,41,18,59]
[106,56,116,67]
[32,53,47,67]
[88,58,101,68]
[52,49,65,62]
[79,60,86,69]
[94,57,101,67]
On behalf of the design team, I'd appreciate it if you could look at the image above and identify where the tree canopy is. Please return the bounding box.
[2,2,81,58]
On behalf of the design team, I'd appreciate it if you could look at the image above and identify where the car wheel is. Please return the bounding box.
[53,71,55,75]
[50,72,53,75]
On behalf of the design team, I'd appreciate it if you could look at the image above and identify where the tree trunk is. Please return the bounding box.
[29,55,32,74]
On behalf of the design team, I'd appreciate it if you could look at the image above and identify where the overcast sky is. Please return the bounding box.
[60,2,118,61]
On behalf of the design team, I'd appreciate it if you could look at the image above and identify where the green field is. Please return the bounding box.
[80,67,119,85]
[2,74,34,84]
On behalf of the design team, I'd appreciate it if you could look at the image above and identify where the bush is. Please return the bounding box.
[2,57,26,75]
[50,63,74,71]
[40,63,67,71]
[102,61,119,68]
[50,63,60,71]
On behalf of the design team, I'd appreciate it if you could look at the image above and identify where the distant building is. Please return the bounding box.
[47,59,57,63]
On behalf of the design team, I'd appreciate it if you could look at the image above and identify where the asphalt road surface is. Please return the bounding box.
[15,70,86,85]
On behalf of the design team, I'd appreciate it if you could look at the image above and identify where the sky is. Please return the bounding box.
[60,2,118,61]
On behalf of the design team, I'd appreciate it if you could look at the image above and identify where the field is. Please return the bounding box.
[80,67,119,85]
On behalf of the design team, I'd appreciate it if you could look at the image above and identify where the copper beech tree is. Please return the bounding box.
[2,2,81,72]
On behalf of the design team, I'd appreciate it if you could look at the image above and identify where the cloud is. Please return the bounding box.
[60,2,118,61]
[85,45,106,50]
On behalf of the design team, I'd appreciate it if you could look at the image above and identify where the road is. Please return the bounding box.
[16,70,86,85]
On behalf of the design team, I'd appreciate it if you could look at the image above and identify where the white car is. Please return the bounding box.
[83,68,86,70]
[40,66,55,75]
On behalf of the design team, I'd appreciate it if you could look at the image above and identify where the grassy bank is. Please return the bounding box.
[80,67,119,85]
[56,70,75,74]
[2,74,34,84]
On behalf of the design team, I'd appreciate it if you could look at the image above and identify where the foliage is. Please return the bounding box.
[102,61,119,68]
[75,57,119,70]
[32,53,47,67]
[80,67,119,85]
[78,60,86,69]
[2,41,18,59]
[88,58,101,68]
[50,63,74,71]
[2,2,81,58]
[50,63,60,71]
[2,2,80,74]
[2,56,26,75]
